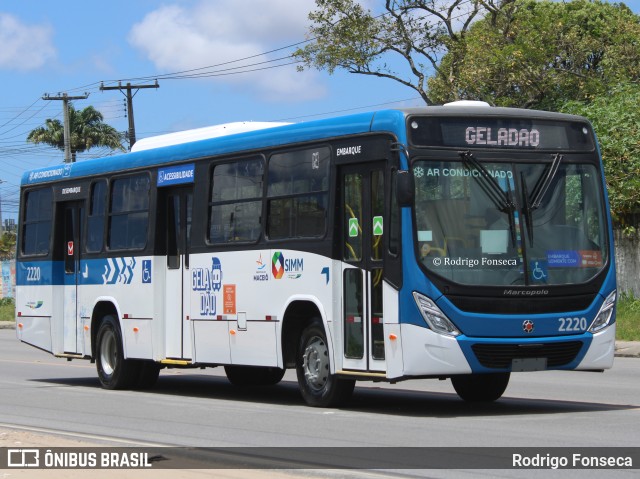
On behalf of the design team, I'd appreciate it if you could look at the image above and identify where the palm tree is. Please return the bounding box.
[27,105,125,162]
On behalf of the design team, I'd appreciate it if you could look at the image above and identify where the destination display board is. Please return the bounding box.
[409,117,594,151]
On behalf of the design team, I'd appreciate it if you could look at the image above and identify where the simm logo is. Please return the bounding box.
[272,252,304,280]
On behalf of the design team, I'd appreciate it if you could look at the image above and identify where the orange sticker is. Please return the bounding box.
[579,250,603,268]
[223,285,236,315]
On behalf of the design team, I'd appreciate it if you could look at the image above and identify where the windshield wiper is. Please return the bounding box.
[521,153,563,245]
[459,151,517,247]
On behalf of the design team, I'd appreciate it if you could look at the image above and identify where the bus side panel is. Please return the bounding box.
[188,250,333,369]
[188,250,285,367]
[228,321,278,366]
[382,281,404,379]
[576,324,616,370]
[121,318,154,359]
[16,315,53,352]
[78,257,156,360]
[192,320,231,364]
[15,261,56,354]
[401,324,472,376]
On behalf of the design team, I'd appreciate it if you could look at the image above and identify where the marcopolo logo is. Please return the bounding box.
[272,251,304,280]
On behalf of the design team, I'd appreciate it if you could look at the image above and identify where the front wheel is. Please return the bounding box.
[95,316,140,389]
[296,321,355,407]
[451,372,510,402]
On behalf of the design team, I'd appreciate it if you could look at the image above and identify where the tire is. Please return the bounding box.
[296,320,355,407]
[134,360,161,389]
[451,372,510,402]
[95,315,140,390]
[224,365,286,386]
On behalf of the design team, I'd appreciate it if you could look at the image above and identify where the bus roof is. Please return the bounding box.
[130,121,292,152]
[22,109,405,186]
[21,105,589,186]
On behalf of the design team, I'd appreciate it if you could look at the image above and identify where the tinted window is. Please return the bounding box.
[22,188,52,255]
[108,174,149,250]
[267,147,330,239]
[209,158,263,243]
[86,180,106,252]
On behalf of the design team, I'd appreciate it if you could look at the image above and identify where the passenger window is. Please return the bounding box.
[108,174,150,250]
[267,147,330,239]
[209,158,263,243]
[22,188,53,256]
[86,180,106,252]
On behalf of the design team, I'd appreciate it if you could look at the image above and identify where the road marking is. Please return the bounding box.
[0,358,93,369]
[0,423,170,447]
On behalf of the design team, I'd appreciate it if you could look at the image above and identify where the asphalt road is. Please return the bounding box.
[1,329,639,477]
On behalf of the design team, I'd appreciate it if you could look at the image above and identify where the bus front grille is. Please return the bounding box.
[471,341,584,369]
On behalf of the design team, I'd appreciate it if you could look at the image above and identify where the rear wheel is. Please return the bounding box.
[451,372,510,402]
[95,315,140,389]
[224,365,286,386]
[296,320,355,407]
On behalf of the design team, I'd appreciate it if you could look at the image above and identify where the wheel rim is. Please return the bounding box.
[99,329,117,377]
[302,336,329,391]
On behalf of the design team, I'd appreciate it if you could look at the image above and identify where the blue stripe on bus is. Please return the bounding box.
[17,258,141,286]
[21,111,406,186]
[438,294,607,338]
[16,261,62,286]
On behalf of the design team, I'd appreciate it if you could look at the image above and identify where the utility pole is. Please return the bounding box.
[42,93,90,163]
[100,81,159,150]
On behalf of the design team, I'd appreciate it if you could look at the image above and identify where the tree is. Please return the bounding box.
[297,1,640,110]
[27,105,125,162]
[428,0,640,109]
[0,232,16,260]
[295,0,504,104]
[561,83,640,230]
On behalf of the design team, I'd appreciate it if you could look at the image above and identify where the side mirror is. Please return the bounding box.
[396,170,414,207]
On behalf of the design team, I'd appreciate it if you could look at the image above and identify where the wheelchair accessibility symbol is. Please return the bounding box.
[142,260,152,284]
[530,260,548,283]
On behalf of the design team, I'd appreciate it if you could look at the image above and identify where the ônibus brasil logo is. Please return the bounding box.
[272,252,285,279]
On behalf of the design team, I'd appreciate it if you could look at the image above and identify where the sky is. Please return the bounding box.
[0,0,639,222]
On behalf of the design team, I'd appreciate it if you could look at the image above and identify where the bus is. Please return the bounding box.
[16,102,617,407]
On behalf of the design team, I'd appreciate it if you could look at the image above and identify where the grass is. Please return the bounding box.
[1,294,638,340]
[616,292,640,341]
[0,298,14,321]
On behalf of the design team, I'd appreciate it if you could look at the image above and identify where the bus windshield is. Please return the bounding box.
[413,158,607,286]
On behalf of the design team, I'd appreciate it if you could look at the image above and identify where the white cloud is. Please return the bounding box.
[128,0,325,102]
[0,13,55,71]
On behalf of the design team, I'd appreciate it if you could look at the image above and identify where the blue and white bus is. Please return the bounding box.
[16,102,617,407]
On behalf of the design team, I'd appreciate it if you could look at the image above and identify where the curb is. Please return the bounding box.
[2,321,639,358]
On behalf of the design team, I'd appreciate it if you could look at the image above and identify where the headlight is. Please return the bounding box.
[589,290,616,333]
[413,292,461,337]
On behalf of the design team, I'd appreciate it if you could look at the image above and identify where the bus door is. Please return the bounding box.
[61,201,84,354]
[340,162,387,373]
[163,187,193,359]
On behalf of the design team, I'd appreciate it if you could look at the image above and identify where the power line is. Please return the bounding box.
[99,81,159,149]
[42,92,90,163]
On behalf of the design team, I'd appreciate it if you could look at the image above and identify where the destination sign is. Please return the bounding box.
[409,117,594,151]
